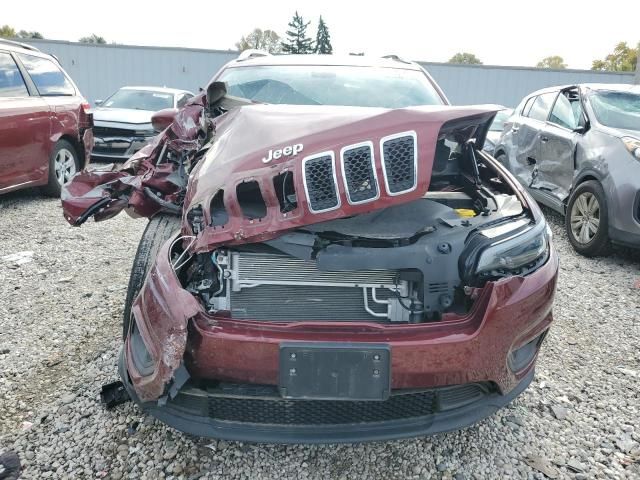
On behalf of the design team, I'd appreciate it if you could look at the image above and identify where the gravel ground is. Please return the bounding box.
[1,188,639,480]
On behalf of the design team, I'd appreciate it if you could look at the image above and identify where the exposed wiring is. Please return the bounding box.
[171,235,196,271]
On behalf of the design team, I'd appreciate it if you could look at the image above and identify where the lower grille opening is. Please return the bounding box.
[171,382,494,426]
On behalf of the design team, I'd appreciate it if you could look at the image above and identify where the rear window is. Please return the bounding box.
[17,53,75,96]
[218,65,444,108]
[527,92,556,122]
[0,52,28,97]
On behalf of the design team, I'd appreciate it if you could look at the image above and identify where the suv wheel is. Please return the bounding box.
[122,214,182,339]
[565,180,612,257]
[43,140,79,197]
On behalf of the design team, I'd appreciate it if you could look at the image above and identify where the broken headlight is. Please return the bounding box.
[475,220,550,278]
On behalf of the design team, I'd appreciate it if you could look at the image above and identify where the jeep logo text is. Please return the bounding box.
[262,143,304,163]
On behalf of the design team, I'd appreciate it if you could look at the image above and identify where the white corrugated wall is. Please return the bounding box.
[18,38,635,107]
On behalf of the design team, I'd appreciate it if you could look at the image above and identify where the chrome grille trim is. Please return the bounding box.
[380,131,418,196]
[340,141,379,205]
[302,151,341,213]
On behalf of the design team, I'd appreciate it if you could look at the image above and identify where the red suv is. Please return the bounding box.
[0,39,92,196]
[62,54,558,443]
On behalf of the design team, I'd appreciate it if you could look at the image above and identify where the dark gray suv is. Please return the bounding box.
[494,83,640,256]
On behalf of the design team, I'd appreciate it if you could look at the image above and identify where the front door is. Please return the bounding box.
[537,88,583,205]
[514,92,557,189]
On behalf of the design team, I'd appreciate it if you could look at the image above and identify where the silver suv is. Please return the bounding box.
[494,84,640,256]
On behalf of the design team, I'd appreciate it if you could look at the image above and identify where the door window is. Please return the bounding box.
[522,96,536,116]
[17,53,75,96]
[527,92,556,122]
[0,52,29,97]
[550,91,580,129]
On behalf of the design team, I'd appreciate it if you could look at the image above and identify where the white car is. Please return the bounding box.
[92,86,194,161]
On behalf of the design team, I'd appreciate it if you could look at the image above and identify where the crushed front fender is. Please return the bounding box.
[124,233,203,402]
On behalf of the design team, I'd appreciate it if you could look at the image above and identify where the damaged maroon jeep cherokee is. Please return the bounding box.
[62,54,558,443]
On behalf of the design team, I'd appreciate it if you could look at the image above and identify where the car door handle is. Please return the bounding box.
[527,157,537,165]
[540,135,549,142]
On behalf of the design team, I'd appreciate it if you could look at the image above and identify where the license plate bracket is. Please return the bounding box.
[279,342,391,401]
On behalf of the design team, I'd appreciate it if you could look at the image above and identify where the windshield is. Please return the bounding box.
[490,109,512,131]
[102,89,174,111]
[217,65,444,108]
[589,90,640,131]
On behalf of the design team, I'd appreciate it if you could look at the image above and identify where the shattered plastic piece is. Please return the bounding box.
[1,251,34,265]
[100,381,131,409]
[524,454,558,479]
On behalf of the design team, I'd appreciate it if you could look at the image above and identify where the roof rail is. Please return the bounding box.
[0,38,40,52]
[382,54,411,65]
[237,49,270,61]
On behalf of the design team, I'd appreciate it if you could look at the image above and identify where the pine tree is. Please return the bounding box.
[315,16,333,54]
[281,11,314,54]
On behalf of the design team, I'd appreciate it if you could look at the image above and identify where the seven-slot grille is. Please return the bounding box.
[303,154,340,212]
[341,143,378,204]
[381,133,417,194]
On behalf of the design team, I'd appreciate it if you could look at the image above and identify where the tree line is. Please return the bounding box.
[1,21,637,72]
[235,12,332,55]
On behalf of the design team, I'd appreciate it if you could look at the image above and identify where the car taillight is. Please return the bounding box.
[81,102,92,114]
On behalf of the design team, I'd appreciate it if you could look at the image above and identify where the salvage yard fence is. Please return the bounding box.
[19,38,635,108]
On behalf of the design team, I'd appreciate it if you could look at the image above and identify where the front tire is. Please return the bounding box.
[122,214,182,339]
[565,180,612,257]
[43,140,79,197]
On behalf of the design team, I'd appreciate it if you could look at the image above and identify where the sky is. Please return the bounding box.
[2,0,638,69]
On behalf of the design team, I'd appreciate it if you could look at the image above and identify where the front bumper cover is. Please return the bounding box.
[119,348,535,444]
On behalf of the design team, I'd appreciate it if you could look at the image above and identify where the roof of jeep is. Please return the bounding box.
[223,54,424,71]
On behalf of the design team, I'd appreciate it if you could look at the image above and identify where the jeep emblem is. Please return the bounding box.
[262,143,304,163]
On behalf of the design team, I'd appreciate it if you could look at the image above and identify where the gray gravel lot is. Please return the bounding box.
[1,188,639,480]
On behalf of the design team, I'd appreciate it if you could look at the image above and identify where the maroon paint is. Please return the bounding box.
[124,236,202,402]
[184,104,499,251]
[151,107,178,132]
[62,97,206,224]
[128,238,557,398]
[0,91,92,194]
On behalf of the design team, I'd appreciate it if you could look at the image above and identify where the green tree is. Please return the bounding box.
[236,28,281,54]
[536,55,567,69]
[315,16,333,54]
[17,30,44,39]
[281,11,314,54]
[79,34,107,44]
[0,25,16,38]
[448,52,483,65]
[591,41,638,71]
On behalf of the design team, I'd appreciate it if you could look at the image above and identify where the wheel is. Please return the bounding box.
[565,180,612,257]
[122,214,182,339]
[43,140,79,197]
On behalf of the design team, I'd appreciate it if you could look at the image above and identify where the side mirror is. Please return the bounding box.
[151,108,178,132]
[573,125,586,134]
[94,99,103,106]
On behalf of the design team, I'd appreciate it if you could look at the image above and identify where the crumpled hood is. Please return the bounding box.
[93,107,155,125]
[185,103,499,252]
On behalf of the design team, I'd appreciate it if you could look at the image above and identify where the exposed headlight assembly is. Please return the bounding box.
[461,219,551,285]
[475,221,550,276]
[622,137,640,160]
